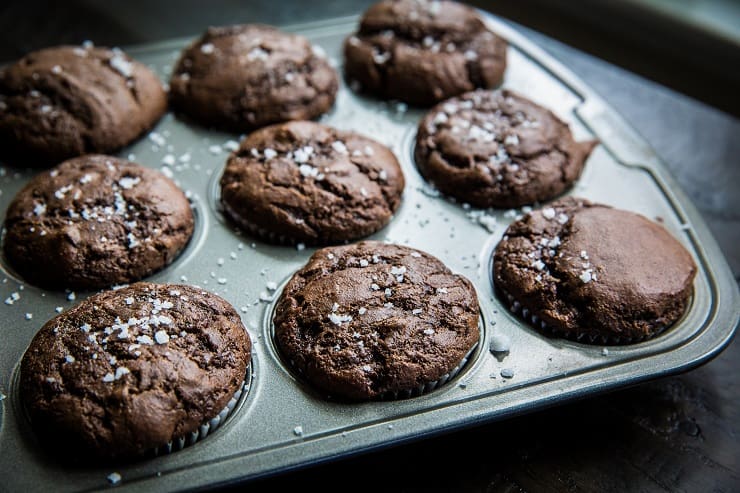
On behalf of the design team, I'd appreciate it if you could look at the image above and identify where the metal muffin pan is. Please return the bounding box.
[0,14,737,493]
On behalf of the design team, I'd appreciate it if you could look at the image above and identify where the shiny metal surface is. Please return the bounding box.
[0,15,736,492]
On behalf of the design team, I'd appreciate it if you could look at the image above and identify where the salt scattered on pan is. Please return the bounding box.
[209,145,222,155]
[296,243,306,251]
[489,332,511,353]
[223,140,240,152]
[601,348,609,356]
[67,292,76,301]
[500,368,515,379]
[266,281,278,291]
[259,292,273,302]
[107,472,122,485]
[293,426,303,436]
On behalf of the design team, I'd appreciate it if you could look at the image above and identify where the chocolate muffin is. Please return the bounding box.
[0,43,166,166]
[3,155,194,290]
[20,283,251,461]
[169,24,338,132]
[343,0,507,105]
[220,121,404,245]
[415,89,598,208]
[493,198,697,343]
[274,241,480,401]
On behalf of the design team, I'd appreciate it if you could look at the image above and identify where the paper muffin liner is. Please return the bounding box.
[151,379,246,457]
[499,288,668,345]
[378,342,478,401]
[286,342,478,402]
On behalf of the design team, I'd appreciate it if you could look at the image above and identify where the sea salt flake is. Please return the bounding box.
[247,47,269,61]
[358,307,367,315]
[200,43,215,54]
[65,355,75,363]
[263,148,277,159]
[102,373,115,383]
[464,50,478,61]
[436,287,448,294]
[412,308,423,315]
[118,176,141,189]
[371,283,380,291]
[109,52,133,77]
[423,328,435,335]
[293,145,314,163]
[557,213,569,224]
[331,140,348,154]
[107,472,122,485]
[114,367,130,380]
[542,207,556,220]
[532,260,546,271]
[293,426,303,436]
[154,330,170,344]
[328,312,352,325]
[137,335,154,345]
[579,270,593,284]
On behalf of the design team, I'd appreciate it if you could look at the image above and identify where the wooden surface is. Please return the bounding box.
[1,1,737,491]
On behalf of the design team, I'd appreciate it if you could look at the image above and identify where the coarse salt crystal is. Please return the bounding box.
[263,148,277,159]
[331,141,348,154]
[328,312,352,325]
[542,207,556,220]
[154,330,170,344]
[489,333,511,353]
[200,43,215,54]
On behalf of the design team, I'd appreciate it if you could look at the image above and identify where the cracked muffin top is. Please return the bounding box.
[0,44,166,166]
[343,0,507,105]
[415,89,598,208]
[274,241,480,401]
[3,155,194,290]
[219,121,404,245]
[20,283,251,461]
[493,198,697,343]
[169,24,338,132]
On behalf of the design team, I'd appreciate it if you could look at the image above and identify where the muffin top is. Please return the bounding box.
[3,155,194,290]
[415,89,597,208]
[274,241,480,400]
[170,24,338,132]
[344,0,507,105]
[20,283,251,461]
[220,121,404,245]
[493,197,697,343]
[0,44,166,166]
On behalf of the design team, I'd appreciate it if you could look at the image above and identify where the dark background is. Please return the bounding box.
[1,1,737,491]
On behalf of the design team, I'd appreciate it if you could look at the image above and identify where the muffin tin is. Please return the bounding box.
[0,14,737,492]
